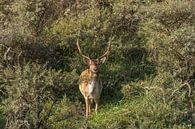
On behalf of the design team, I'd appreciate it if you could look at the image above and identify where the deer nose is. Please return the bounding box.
[94,68,97,71]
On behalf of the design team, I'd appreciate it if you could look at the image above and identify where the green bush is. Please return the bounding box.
[0,0,194,129]
[1,63,79,129]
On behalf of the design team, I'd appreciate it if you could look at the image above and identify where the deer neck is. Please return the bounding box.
[88,69,99,79]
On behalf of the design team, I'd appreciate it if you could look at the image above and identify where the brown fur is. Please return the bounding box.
[76,39,111,118]
[79,68,102,118]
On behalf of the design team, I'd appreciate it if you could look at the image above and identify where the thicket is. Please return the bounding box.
[0,0,194,129]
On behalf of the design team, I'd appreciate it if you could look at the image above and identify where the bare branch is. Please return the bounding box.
[0,43,9,48]
[17,51,22,67]
[171,81,191,97]
[3,47,11,61]
[144,86,166,104]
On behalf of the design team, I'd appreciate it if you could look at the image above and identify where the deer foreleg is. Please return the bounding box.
[85,97,89,118]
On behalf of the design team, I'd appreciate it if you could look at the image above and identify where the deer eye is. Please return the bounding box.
[94,59,99,65]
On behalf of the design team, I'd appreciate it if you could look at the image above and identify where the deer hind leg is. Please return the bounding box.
[89,98,93,113]
[94,98,99,114]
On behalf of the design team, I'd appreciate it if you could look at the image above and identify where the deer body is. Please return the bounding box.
[79,69,102,117]
[80,69,102,98]
[76,39,111,118]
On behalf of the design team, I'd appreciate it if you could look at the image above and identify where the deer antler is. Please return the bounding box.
[76,39,91,60]
[98,39,111,59]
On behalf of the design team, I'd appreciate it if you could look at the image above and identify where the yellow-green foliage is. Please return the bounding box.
[0,0,194,129]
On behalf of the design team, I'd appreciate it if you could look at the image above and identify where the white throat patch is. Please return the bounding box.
[88,79,95,94]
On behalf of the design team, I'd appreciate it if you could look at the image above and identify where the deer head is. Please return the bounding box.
[77,39,111,73]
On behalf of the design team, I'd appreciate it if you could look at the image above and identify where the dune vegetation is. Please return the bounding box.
[0,0,195,129]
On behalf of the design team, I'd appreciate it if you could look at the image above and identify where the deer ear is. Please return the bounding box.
[83,58,91,65]
[99,56,107,64]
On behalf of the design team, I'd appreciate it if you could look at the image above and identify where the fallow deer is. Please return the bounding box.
[77,39,111,118]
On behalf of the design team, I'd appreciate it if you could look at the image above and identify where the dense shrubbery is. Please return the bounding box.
[0,0,194,129]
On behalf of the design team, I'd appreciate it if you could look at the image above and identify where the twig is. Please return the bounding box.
[17,51,22,67]
[185,82,192,97]
[171,81,191,97]
[42,61,49,68]
[144,86,166,104]
[3,47,11,60]
[0,44,9,48]
[190,99,193,110]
